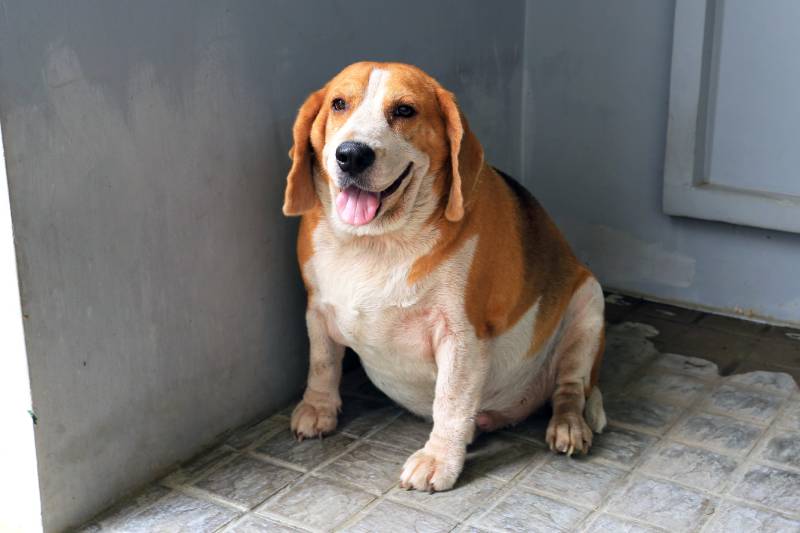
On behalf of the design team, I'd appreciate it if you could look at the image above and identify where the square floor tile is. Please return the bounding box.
[726,370,798,396]
[604,396,682,433]
[337,397,402,438]
[388,473,504,521]
[520,454,627,507]
[316,441,405,495]
[729,465,800,516]
[366,413,432,453]
[639,441,738,492]
[776,397,800,431]
[589,426,657,467]
[342,500,455,533]
[163,446,234,486]
[583,513,667,533]
[704,500,800,533]
[226,415,289,450]
[605,330,659,366]
[193,453,301,507]
[734,359,800,387]
[466,433,547,481]
[257,477,374,531]
[606,476,716,531]
[93,485,172,530]
[669,412,763,456]
[474,487,589,533]
[254,430,355,470]
[625,371,708,406]
[599,358,643,395]
[758,430,800,470]
[226,515,306,532]
[649,353,720,379]
[705,385,784,424]
[600,330,659,393]
[113,491,239,533]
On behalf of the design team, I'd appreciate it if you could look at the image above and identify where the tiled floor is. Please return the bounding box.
[81,294,800,532]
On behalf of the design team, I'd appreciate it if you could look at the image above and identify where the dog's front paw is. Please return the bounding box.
[399,445,464,492]
[290,400,338,440]
[546,412,593,455]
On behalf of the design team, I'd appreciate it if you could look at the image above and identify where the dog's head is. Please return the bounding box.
[283,62,483,235]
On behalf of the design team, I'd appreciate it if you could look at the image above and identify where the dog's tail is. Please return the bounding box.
[584,386,607,433]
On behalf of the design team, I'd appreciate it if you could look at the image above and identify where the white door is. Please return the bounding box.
[664,0,800,233]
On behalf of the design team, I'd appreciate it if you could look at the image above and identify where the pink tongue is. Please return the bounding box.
[336,186,380,225]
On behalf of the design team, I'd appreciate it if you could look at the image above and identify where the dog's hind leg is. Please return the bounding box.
[546,275,606,455]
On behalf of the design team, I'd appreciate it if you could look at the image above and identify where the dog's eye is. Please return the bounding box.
[332,98,347,111]
[393,104,416,118]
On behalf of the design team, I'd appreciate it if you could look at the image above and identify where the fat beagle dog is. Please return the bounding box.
[283,62,606,491]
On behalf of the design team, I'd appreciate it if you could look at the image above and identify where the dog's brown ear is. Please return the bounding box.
[283,88,326,216]
[436,87,484,222]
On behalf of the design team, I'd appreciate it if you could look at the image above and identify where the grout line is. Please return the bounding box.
[333,492,390,531]
[248,409,404,529]
[160,447,241,490]
[580,510,672,533]
[169,484,249,513]
[91,322,800,532]
[243,451,311,474]
[581,376,709,532]
[238,416,293,453]
[160,408,406,533]
[255,508,326,533]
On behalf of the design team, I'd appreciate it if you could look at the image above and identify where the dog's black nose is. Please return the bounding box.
[335,141,375,175]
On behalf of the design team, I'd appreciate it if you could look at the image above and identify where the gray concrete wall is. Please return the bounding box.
[0,1,524,530]
[522,0,800,325]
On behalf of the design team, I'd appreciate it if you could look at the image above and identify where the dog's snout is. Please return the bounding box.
[335,141,375,175]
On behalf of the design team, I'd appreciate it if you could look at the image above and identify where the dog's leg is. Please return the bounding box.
[291,307,345,440]
[546,277,606,455]
[400,335,488,491]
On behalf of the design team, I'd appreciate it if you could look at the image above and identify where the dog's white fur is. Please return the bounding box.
[287,63,606,492]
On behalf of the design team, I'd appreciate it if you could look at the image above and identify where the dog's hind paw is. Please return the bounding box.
[546,412,593,456]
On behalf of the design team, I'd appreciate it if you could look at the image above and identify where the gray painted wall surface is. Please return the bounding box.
[0,1,524,530]
[523,0,800,324]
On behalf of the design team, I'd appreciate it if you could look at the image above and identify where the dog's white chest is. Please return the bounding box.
[311,242,439,414]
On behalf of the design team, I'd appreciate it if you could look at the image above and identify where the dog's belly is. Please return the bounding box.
[328,299,559,422]
[480,303,558,420]
[359,346,437,417]
[324,302,439,416]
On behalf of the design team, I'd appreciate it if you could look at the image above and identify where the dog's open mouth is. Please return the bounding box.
[336,162,412,226]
